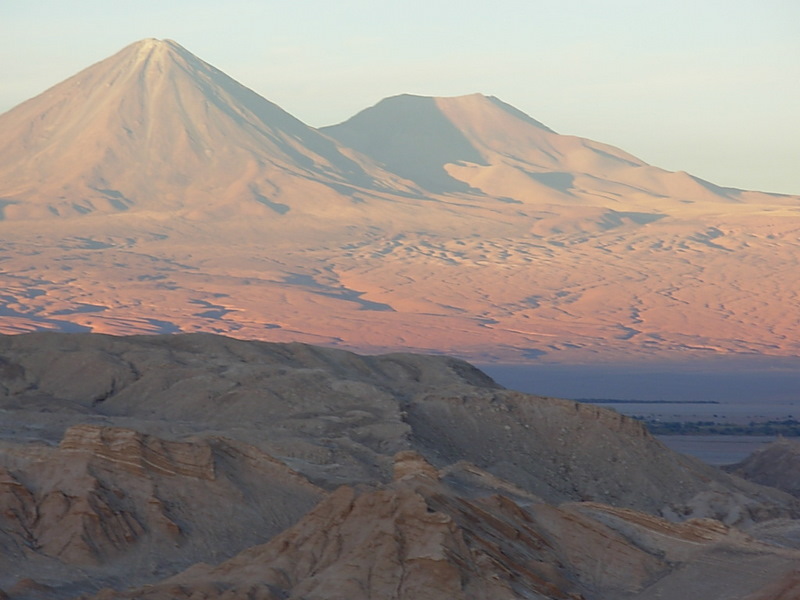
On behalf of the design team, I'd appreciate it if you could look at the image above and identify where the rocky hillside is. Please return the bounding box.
[79,453,800,600]
[0,332,799,599]
[726,437,800,497]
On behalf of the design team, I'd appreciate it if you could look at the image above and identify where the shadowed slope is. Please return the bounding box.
[727,438,800,497]
[324,92,787,207]
[322,94,489,193]
[0,332,794,518]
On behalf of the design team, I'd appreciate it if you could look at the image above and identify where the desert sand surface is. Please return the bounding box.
[0,39,798,365]
[1,332,799,599]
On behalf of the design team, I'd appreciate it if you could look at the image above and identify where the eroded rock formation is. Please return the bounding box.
[0,333,798,599]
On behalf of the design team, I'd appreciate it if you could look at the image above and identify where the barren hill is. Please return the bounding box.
[0,333,798,599]
[727,437,800,497]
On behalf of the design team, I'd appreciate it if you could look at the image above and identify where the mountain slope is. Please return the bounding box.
[0,39,412,220]
[323,93,786,207]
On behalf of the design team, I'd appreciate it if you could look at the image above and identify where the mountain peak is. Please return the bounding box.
[119,37,199,78]
[484,95,556,133]
[129,37,182,53]
[125,38,177,75]
[133,37,167,49]
[372,93,556,134]
[322,92,561,193]
[0,38,405,219]
[122,37,179,61]
[322,94,489,193]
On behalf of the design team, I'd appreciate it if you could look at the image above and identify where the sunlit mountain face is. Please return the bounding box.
[0,39,798,364]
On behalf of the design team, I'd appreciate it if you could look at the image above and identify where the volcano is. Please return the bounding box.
[0,38,412,220]
[323,92,779,206]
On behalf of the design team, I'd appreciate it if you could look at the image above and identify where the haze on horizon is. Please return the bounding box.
[1,0,798,196]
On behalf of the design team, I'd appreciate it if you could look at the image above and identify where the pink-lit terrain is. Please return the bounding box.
[1,38,798,364]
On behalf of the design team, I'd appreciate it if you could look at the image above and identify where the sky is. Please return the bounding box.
[2,0,798,194]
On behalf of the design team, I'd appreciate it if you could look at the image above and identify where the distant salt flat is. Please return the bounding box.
[480,359,800,404]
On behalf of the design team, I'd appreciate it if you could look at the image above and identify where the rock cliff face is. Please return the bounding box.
[0,418,322,595]
[0,332,798,599]
[78,454,800,600]
[59,425,216,480]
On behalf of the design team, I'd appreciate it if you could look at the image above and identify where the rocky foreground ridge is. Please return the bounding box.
[0,332,799,599]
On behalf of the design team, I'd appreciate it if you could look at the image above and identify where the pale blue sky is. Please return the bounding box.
[2,0,798,194]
